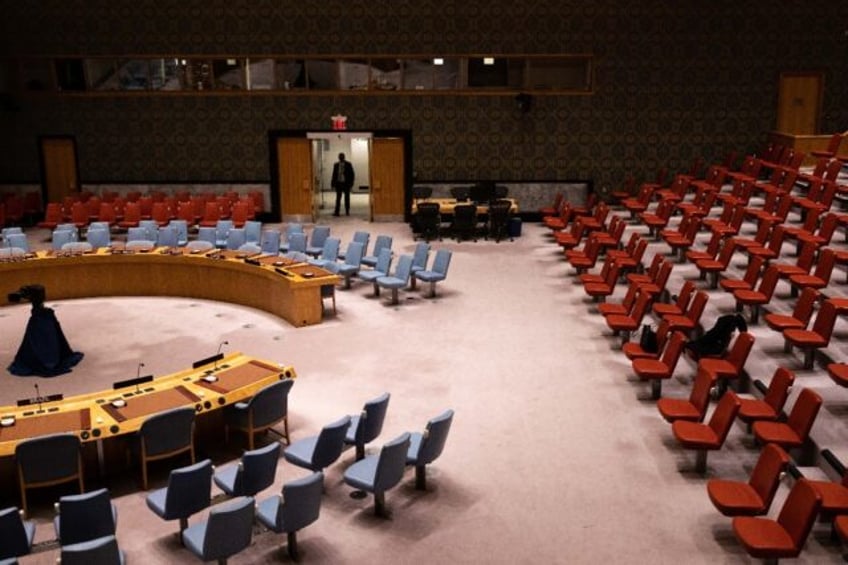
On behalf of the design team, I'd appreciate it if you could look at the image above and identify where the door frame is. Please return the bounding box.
[268,129,412,222]
[776,71,824,134]
[38,134,80,206]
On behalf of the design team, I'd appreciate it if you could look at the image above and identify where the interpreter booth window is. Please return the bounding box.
[338,58,370,90]
[466,57,524,89]
[306,59,339,90]
[400,58,460,90]
[55,59,86,92]
[367,58,401,91]
[526,57,592,91]
[20,59,54,92]
[148,59,182,91]
[212,59,246,90]
[270,59,307,90]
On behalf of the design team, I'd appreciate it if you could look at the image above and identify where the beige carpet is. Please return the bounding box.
[1,215,845,564]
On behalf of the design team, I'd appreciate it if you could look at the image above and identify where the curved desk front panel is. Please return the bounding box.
[0,250,340,327]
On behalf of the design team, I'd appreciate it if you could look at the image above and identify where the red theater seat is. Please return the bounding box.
[707,443,790,516]
[738,367,796,429]
[671,390,740,473]
[752,388,822,450]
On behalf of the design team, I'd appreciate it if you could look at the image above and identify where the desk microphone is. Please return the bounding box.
[137,362,145,392]
[215,341,229,370]
[34,384,42,412]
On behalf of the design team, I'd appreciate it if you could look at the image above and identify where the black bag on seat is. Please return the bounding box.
[639,324,658,353]
[684,313,747,360]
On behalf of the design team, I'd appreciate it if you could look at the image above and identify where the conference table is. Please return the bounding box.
[0,246,341,327]
[0,352,292,458]
[410,197,519,215]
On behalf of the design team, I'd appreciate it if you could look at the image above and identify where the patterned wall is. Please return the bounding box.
[1,1,846,192]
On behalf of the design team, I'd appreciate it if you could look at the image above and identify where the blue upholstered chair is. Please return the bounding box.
[15,433,84,517]
[52,228,76,250]
[225,378,294,449]
[361,234,392,267]
[0,507,35,562]
[343,432,412,517]
[338,230,369,261]
[86,227,111,249]
[53,487,117,545]
[138,219,159,242]
[59,535,126,565]
[156,225,178,247]
[5,233,28,252]
[284,233,308,261]
[137,406,196,489]
[308,237,340,269]
[305,225,331,257]
[357,247,393,289]
[214,442,281,498]
[260,229,281,255]
[414,248,453,298]
[344,393,391,460]
[283,416,351,473]
[279,223,304,253]
[1,226,22,236]
[197,226,217,246]
[330,241,364,289]
[225,227,246,250]
[408,242,431,290]
[407,409,454,490]
[376,254,414,304]
[126,226,149,242]
[244,220,262,244]
[182,496,255,564]
[146,459,213,534]
[168,219,189,246]
[215,219,234,248]
[256,472,324,561]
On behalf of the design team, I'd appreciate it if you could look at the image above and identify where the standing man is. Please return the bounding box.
[331,152,355,216]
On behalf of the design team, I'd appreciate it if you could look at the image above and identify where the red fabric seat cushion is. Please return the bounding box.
[708,480,766,516]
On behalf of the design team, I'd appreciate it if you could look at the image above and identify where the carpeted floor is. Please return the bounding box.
[1,213,847,564]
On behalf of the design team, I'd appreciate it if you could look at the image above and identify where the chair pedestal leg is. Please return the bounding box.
[803,348,815,370]
[620,330,630,349]
[287,532,299,561]
[651,379,662,400]
[429,282,436,298]
[374,491,387,517]
[373,282,380,296]
[390,289,399,305]
[415,465,427,490]
[695,450,708,474]
[784,339,792,354]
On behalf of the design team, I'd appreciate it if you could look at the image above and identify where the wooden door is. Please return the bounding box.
[776,72,823,134]
[276,137,314,222]
[369,138,405,221]
[40,137,79,203]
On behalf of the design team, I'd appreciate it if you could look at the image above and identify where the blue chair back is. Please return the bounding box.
[140,407,195,458]
[260,229,281,254]
[1,227,22,236]
[411,242,430,272]
[278,472,323,533]
[287,232,307,254]
[391,255,414,283]
[52,229,76,250]
[415,409,454,465]
[138,220,158,241]
[197,226,217,245]
[226,228,246,250]
[370,235,392,259]
[157,226,178,247]
[344,241,364,268]
[313,416,352,469]
[5,233,28,252]
[249,379,294,429]
[354,393,390,446]
[87,228,111,249]
[233,442,281,497]
[374,433,412,492]
[55,488,116,545]
[162,459,213,520]
[319,237,340,261]
[0,506,33,560]
[308,225,330,248]
[15,433,80,485]
[244,220,262,243]
[126,226,148,242]
[169,219,189,246]
[195,496,254,562]
[433,249,453,275]
[374,247,393,274]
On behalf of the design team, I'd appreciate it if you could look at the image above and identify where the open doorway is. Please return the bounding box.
[308,132,372,220]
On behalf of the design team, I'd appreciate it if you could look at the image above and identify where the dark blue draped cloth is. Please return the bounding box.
[8,306,83,377]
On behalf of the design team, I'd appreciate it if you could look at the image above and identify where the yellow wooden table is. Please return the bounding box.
[411,197,519,215]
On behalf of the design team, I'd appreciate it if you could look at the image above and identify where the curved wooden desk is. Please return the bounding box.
[411,197,519,215]
[0,352,294,458]
[0,248,340,327]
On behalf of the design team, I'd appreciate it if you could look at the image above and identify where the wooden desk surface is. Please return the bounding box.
[411,197,519,215]
[0,247,340,327]
[0,352,293,457]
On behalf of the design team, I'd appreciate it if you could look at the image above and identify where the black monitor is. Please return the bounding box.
[112,374,154,390]
[192,353,224,369]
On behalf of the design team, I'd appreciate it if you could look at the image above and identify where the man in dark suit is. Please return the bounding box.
[331,152,355,216]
